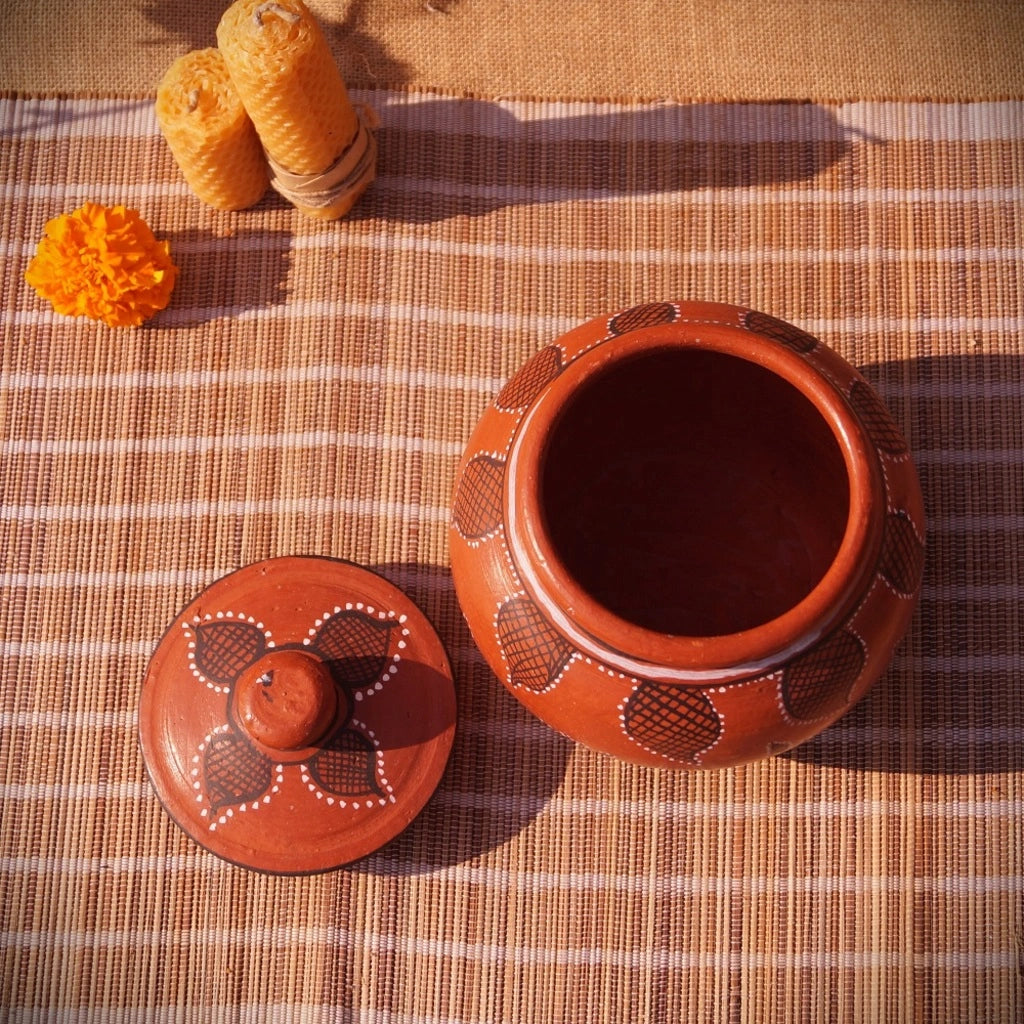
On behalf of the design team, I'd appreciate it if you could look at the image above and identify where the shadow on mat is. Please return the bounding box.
[352,562,574,874]
[785,353,1024,776]
[155,225,292,327]
[354,97,870,224]
[358,355,1024,795]
[136,0,870,225]
[326,355,1023,876]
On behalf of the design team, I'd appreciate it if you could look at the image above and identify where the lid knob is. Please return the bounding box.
[235,649,337,751]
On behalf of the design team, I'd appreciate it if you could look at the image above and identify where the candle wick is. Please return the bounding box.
[254,2,301,27]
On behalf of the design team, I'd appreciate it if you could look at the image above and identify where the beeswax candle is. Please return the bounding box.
[217,0,376,220]
[155,48,269,211]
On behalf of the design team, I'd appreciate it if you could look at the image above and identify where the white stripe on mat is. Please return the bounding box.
[0,497,1017,531]
[0,363,507,397]
[3,95,1022,143]
[0,496,451,525]
[0,565,453,590]
[0,350,1019,401]
[3,177,1020,208]
[0,854,1020,898]
[0,1009,465,1024]
[0,430,464,459]
[1,709,1021,747]
[1,928,1019,970]
[2,782,1022,821]
[6,234,1022,268]
[0,571,1017,601]
[0,298,577,335]
[3,295,1020,336]
[1,436,1021,466]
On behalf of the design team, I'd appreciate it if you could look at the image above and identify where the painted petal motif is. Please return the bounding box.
[311,610,398,689]
[879,510,926,597]
[609,301,678,336]
[782,629,866,721]
[495,345,563,411]
[306,727,383,798]
[742,309,818,353]
[622,683,722,764]
[496,595,575,692]
[848,379,910,457]
[452,454,506,540]
[193,619,268,688]
[203,729,274,813]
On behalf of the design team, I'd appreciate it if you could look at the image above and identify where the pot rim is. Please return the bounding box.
[503,321,886,684]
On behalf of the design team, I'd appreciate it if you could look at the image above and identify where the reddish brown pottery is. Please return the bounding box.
[139,556,456,872]
[449,301,925,768]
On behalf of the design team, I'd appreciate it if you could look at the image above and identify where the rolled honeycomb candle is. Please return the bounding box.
[217,0,377,220]
[155,48,269,211]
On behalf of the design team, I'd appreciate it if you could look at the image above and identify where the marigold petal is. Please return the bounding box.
[24,202,178,328]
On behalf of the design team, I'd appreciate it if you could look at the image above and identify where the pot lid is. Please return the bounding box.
[139,556,456,874]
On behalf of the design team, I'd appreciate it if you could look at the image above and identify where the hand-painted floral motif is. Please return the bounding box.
[182,604,406,831]
[452,453,507,541]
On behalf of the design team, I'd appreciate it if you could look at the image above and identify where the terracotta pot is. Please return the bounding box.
[450,301,924,768]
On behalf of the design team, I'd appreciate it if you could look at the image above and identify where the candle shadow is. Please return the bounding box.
[781,353,1024,776]
[351,97,876,224]
[159,225,293,327]
[322,0,416,88]
[137,0,224,53]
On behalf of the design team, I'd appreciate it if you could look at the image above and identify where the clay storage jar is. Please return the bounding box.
[450,301,925,768]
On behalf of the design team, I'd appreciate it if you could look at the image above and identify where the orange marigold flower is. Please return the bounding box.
[24,202,178,328]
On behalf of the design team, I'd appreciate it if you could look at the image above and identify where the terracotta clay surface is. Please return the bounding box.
[139,556,456,873]
[450,301,925,768]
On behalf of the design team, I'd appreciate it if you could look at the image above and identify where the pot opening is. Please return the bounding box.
[539,347,851,637]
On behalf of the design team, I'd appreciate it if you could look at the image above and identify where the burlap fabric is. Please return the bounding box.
[1,0,1023,102]
[2,4,1023,1022]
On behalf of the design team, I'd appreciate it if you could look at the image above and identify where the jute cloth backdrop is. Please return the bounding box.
[2,2,1023,1023]
[2,0,1024,102]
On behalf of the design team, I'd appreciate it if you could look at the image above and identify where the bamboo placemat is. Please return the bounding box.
[1,90,1022,1021]
[2,0,1024,102]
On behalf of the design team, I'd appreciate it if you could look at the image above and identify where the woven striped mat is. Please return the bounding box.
[1,92,1022,1022]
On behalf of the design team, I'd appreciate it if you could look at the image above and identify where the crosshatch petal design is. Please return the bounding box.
[880,510,927,597]
[306,727,385,799]
[848,379,912,456]
[310,609,398,687]
[781,629,867,722]
[495,345,564,410]
[742,308,819,353]
[495,595,576,692]
[193,618,269,685]
[621,682,723,764]
[203,728,275,813]
[608,301,679,335]
[452,454,506,540]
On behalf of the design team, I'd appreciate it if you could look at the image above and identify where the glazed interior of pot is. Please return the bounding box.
[540,348,851,636]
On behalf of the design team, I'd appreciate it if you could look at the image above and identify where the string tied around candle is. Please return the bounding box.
[265,103,378,215]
